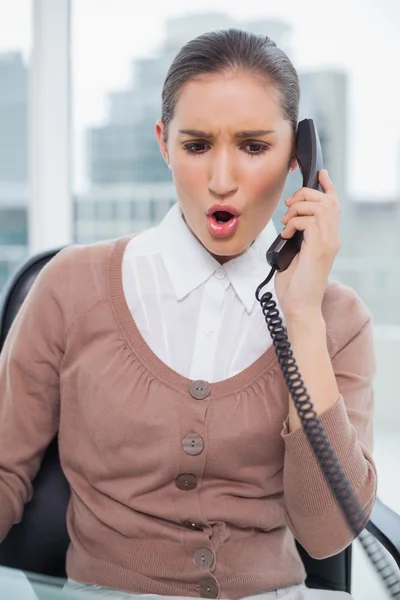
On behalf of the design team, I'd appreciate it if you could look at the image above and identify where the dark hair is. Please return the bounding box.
[161,28,300,143]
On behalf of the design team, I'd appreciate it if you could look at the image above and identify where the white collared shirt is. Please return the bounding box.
[122,202,281,383]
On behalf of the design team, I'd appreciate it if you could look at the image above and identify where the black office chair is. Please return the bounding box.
[0,248,399,593]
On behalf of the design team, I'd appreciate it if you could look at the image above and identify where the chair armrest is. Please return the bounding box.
[366,497,400,568]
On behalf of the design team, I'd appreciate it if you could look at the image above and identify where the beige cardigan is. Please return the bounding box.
[0,236,377,598]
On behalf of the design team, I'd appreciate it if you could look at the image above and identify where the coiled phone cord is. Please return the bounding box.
[358,529,400,598]
[256,266,400,598]
[255,265,368,535]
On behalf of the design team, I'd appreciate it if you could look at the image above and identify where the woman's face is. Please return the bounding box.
[155,70,297,263]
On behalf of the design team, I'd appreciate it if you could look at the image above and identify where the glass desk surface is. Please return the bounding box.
[0,566,154,600]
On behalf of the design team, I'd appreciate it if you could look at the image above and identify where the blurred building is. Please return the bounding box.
[332,195,400,325]
[75,182,176,242]
[300,70,348,200]
[0,53,29,290]
[0,53,28,182]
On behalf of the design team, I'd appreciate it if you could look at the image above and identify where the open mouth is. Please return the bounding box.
[213,210,235,223]
[206,206,241,238]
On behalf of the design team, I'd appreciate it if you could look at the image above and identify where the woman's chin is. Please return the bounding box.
[203,233,250,263]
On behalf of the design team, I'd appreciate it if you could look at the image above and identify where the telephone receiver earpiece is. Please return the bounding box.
[266,119,324,271]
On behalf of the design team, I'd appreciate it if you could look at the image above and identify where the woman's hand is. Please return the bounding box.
[274,169,340,321]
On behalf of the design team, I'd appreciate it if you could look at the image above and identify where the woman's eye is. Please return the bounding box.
[244,143,269,155]
[183,142,269,155]
[183,142,208,154]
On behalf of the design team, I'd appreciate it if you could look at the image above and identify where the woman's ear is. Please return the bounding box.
[155,120,170,166]
[289,127,299,174]
[289,155,298,174]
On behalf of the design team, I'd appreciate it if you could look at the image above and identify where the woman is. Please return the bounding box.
[0,28,376,600]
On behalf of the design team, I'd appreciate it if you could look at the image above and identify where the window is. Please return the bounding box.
[0,0,31,292]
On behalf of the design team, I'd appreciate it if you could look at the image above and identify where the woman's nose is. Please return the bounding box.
[208,152,238,198]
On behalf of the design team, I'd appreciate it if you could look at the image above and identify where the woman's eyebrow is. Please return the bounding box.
[234,129,277,138]
[178,129,276,139]
[178,129,215,139]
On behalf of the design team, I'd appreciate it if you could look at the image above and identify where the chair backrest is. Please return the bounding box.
[0,248,352,591]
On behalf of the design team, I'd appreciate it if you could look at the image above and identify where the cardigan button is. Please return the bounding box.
[193,547,214,569]
[199,578,219,598]
[182,434,204,456]
[182,520,204,531]
[175,473,197,491]
[189,380,210,400]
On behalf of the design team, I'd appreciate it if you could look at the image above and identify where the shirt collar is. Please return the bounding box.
[157,202,278,312]
[223,224,278,313]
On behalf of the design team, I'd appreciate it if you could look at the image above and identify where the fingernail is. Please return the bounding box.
[281,215,287,223]
[285,196,293,205]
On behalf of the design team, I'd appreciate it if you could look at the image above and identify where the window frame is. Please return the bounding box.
[29,0,72,253]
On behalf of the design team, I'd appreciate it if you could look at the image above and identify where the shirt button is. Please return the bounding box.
[182,434,204,456]
[203,325,213,336]
[215,268,226,280]
[193,548,214,569]
[199,578,219,598]
[175,473,197,491]
[189,380,210,400]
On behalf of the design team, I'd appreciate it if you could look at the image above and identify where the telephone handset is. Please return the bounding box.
[266,118,324,272]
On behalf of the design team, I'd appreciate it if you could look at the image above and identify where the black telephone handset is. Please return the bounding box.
[266,118,324,271]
